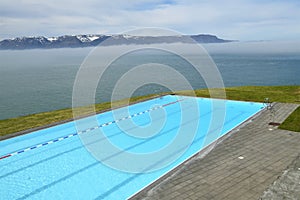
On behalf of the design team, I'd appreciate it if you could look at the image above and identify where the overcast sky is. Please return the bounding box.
[1,0,300,41]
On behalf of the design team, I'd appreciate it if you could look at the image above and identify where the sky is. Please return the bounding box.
[1,0,300,41]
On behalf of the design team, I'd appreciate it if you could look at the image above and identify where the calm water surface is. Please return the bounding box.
[0,42,299,120]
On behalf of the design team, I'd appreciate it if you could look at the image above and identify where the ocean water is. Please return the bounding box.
[0,41,299,120]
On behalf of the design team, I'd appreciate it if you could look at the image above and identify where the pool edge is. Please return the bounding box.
[0,94,264,142]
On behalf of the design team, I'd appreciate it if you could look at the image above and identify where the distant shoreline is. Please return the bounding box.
[0,34,234,50]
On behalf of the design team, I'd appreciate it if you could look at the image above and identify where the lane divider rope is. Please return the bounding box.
[0,98,185,160]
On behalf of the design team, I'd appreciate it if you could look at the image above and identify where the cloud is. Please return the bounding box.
[0,0,300,40]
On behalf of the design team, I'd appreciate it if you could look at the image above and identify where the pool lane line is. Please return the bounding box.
[0,98,185,161]
[0,100,194,181]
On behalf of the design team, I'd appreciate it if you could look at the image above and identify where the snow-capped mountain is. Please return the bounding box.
[0,34,233,50]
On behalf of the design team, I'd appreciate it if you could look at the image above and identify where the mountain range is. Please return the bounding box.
[0,34,234,50]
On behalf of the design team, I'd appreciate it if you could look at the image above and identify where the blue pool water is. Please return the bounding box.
[0,95,264,199]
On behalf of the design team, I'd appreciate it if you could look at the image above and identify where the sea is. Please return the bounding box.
[0,41,299,120]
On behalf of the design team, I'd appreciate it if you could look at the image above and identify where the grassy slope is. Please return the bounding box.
[0,86,299,137]
[0,94,159,136]
[279,106,300,132]
[190,85,300,103]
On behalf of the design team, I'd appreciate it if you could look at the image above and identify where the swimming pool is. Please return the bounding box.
[0,95,264,199]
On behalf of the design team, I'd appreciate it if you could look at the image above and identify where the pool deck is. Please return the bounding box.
[132,103,300,200]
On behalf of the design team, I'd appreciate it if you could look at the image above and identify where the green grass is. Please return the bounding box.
[177,85,300,103]
[279,106,300,132]
[0,94,159,137]
[0,85,299,137]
